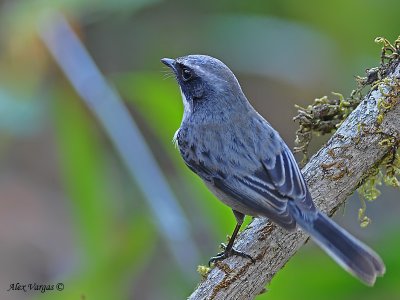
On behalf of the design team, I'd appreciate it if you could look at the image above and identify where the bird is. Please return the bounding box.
[161,54,385,286]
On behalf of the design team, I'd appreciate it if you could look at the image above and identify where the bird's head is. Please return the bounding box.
[161,55,249,123]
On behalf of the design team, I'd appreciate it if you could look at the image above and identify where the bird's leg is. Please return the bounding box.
[208,210,254,266]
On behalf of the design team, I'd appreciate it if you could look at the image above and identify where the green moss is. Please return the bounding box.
[357,148,400,226]
[375,36,400,62]
[358,178,388,226]
[197,265,211,278]
[294,36,400,227]
[293,92,360,164]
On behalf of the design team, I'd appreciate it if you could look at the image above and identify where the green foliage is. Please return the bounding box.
[41,86,156,299]
[112,72,182,148]
[53,87,113,260]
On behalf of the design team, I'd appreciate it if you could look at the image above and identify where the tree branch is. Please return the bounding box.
[188,58,400,300]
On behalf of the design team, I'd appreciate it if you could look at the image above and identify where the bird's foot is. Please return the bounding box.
[208,243,254,266]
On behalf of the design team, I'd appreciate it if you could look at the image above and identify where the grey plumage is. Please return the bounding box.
[161,55,385,286]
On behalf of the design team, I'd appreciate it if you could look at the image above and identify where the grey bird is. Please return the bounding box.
[161,54,385,286]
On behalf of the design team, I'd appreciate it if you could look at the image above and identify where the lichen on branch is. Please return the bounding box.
[294,36,400,227]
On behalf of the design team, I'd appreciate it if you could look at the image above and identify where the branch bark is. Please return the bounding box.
[188,59,400,300]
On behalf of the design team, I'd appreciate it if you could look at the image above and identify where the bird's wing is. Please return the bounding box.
[182,144,307,229]
[179,123,315,229]
[216,143,315,229]
[262,144,305,199]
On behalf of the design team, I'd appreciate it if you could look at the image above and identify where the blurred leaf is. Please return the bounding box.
[36,215,156,300]
[1,0,162,31]
[204,14,338,88]
[52,85,114,262]
[0,0,162,84]
[42,84,157,300]
[112,72,182,147]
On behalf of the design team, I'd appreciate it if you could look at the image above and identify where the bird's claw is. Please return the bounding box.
[208,243,255,266]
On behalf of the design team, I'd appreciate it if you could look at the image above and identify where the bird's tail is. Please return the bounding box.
[294,210,385,286]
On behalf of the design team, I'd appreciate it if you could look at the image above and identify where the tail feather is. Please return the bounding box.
[295,210,385,286]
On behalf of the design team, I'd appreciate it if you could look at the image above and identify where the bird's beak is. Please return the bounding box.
[161,58,176,71]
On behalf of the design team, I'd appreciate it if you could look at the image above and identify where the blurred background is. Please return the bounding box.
[0,0,399,299]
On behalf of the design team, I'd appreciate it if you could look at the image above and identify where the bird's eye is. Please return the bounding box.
[181,67,192,81]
